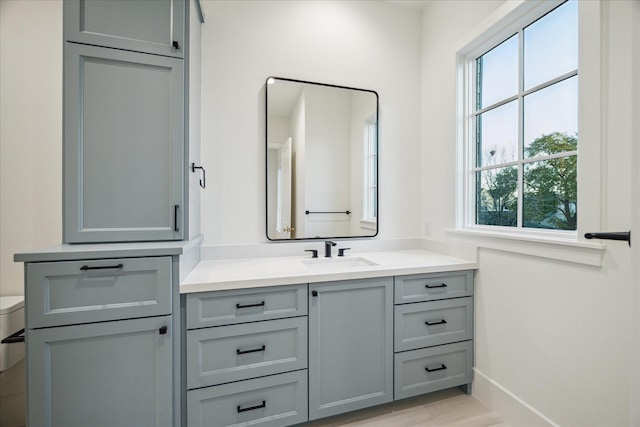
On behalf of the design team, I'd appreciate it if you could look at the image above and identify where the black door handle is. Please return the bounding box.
[584,231,630,246]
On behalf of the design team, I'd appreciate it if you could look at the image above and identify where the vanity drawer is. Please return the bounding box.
[26,257,172,328]
[394,271,473,304]
[394,297,473,352]
[187,370,308,427]
[186,284,307,328]
[187,317,307,389]
[394,340,473,400]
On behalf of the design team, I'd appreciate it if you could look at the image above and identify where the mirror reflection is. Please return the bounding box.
[266,77,378,240]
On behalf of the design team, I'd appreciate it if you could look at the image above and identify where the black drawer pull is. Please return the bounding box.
[236,345,266,355]
[1,328,25,344]
[425,283,447,289]
[425,319,447,326]
[425,364,447,373]
[236,301,265,309]
[237,400,266,413]
[159,326,168,335]
[312,290,318,297]
[80,264,123,271]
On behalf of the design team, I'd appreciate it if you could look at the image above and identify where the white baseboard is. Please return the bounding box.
[472,368,558,427]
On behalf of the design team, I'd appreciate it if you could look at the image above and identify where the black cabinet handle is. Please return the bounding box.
[425,319,447,326]
[80,264,123,271]
[159,326,168,335]
[237,401,266,413]
[236,345,266,355]
[1,328,25,344]
[172,41,180,49]
[425,364,447,373]
[584,231,630,246]
[312,290,318,297]
[236,301,265,309]
[174,205,180,232]
[425,283,447,289]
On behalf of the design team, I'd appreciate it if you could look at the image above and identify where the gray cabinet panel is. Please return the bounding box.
[394,341,473,400]
[394,271,473,304]
[187,370,308,427]
[309,278,393,420]
[64,0,184,58]
[26,257,172,328]
[394,297,473,352]
[64,43,184,243]
[187,316,307,388]
[27,315,173,427]
[186,285,307,328]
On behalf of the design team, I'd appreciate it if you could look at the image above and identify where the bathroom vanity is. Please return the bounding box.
[181,250,476,427]
[12,1,477,425]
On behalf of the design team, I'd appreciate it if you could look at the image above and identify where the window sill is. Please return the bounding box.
[360,219,377,231]
[446,227,605,267]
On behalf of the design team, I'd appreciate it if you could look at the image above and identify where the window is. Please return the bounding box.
[362,116,377,225]
[466,1,578,232]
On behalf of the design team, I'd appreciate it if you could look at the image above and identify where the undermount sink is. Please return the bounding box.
[301,256,379,269]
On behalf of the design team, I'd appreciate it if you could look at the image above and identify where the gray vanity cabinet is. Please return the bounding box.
[185,285,309,427]
[393,271,474,400]
[63,42,185,243]
[308,277,394,420]
[23,256,175,427]
[64,0,185,58]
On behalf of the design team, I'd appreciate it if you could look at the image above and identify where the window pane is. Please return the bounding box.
[476,34,518,109]
[524,0,578,90]
[523,76,577,157]
[476,167,518,227]
[476,100,518,167]
[523,157,577,230]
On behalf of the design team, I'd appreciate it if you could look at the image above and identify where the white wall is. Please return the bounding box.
[0,0,63,297]
[200,0,422,246]
[304,86,351,237]
[422,1,638,425]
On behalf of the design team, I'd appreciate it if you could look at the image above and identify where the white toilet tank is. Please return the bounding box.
[0,296,25,372]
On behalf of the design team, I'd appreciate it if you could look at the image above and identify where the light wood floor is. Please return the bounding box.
[305,388,507,427]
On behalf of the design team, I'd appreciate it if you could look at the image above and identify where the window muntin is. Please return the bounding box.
[471,0,578,231]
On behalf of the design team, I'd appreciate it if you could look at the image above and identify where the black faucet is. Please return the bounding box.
[324,240,337,257]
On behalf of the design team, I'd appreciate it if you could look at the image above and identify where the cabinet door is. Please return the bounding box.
[27,316,173,427]
[64,43,184,243]
[64,0,185,58]
[309,277,393,420]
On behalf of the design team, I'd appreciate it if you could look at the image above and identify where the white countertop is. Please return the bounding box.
[180,249,477,293]
[14,237,203,263]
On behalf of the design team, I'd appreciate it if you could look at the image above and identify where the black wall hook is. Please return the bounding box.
[191,163,206,189]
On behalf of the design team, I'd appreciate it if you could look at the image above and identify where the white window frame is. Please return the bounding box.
[361,114,377,230]
[452,0,605,266]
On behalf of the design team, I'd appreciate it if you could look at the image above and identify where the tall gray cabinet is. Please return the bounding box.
[63,0,187,243]
[16,1,203,426]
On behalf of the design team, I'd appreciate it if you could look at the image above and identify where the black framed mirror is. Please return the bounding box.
[266,77,378,240]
